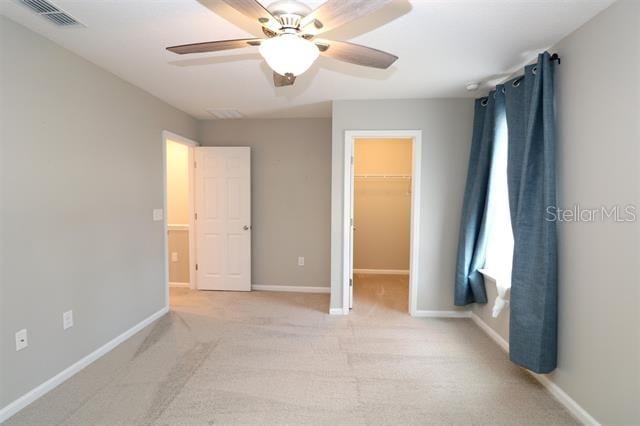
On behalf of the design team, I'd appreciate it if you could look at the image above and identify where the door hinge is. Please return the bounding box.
[350,218,353,227]
[194,161,197,168]
[350,156,354,165]
[194,212,198,220]
[195,263,198,271]
[349,278,353,287]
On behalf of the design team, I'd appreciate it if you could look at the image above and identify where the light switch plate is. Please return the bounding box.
[153,208,163,221]
[15,329,28,351]
[171,252,179,262]
[63,310,73,330]
[298,256,305,266]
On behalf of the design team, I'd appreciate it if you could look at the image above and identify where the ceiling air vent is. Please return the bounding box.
[206,108,244,119]
[18,0,83,27]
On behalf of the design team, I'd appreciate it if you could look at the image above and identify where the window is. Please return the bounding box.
[482,109,514,316]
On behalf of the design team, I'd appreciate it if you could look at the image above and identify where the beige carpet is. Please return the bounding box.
[7,275,577,425]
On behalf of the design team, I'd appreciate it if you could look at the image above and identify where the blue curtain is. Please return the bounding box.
[504,52,558,373]
[455,88,506,305]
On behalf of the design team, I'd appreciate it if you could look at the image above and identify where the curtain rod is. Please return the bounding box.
[481,53,561,98]
[549,53,561,64]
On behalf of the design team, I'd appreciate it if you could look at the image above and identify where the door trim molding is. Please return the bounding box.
[342,130,422,316]
[162,130,198,302]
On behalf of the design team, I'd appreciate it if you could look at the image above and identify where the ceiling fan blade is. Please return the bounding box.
[316,40,397,69]
[273,72,296,87]
[221,0,281,32]
[300,0,391,36]
[166,38,262,55]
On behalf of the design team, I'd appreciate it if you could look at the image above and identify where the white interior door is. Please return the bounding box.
[194,147,251,291]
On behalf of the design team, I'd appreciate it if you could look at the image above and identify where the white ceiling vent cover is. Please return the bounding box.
[206,108,244,119]
[18,0,83,27]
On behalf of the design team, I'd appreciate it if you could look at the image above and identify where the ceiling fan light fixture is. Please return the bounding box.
[259,34,319,77]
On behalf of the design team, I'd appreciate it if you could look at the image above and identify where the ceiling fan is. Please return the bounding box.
[166,0,398,87]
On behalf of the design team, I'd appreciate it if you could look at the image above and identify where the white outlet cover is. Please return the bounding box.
[298,256,305,266]
[153,208,163,221]
[15,329,28,351]
[171,252,179,262]
[63,310,73,330]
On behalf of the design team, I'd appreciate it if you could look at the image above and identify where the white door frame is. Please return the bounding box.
[343,130,422,316]
[162,130,198,307]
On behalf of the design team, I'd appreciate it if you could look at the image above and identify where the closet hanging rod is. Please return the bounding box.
[355,174,411,179]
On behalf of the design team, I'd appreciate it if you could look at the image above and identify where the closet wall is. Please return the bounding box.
[166,140,190,284]
[354,138,412,272]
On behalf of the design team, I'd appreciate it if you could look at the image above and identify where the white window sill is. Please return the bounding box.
[478,269,511,318]
[478,268,498,283]
[479,269,511,288]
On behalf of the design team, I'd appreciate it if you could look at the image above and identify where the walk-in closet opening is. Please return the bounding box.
[349,136,417,314]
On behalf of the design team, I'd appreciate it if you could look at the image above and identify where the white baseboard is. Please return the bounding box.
[0,306,169,423]
[353,269,409,275]
[329,307,349,315]
[169,282,190,288]
[469,312,600,426]
[252,285,330,293]
[533,369,600,426]
[412,310,471,318]
[469,311,509,352]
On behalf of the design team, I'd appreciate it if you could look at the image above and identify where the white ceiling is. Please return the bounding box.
[1,0,614,119]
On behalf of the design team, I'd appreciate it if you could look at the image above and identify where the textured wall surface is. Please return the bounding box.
[198,118,332,288]
[0,17,197,408]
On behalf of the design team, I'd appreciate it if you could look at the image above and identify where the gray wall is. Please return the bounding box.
[197,119,331,288]
[0,17,197,408]
[472,1,640,423]
[331,99,475,310]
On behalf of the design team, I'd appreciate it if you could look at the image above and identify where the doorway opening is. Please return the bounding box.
[342,131,422,315]
[162,131,197,306]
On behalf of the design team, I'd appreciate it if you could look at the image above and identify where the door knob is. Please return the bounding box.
[243,225,250,230]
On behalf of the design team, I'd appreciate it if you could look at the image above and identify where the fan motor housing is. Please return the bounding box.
[267,0,312,28]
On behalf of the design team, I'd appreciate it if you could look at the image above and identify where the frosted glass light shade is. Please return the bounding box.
[259,34,319,77]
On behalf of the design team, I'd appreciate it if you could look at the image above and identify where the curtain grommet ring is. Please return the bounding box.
[532,66,538,75]
[480,98,488,106]
[513,78,522,87]
[501,86,506,94]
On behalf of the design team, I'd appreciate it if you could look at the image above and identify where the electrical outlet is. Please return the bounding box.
[152,208,163,221]
[63,310,73,330]
[15,329,28,351]
[171,252,179,262]
[298,256,305,266]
